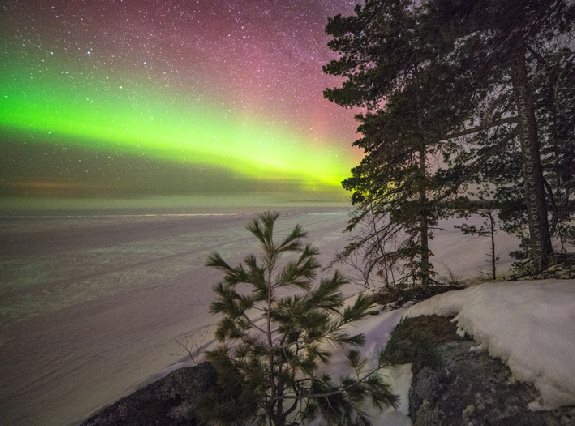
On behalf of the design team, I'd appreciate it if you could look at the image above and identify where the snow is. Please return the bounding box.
[404,279,575,409]
[349,309,413,425]
[370,364,413,426]
[322,308,412,425]
[311,363,412,426]
[311,278,575,423]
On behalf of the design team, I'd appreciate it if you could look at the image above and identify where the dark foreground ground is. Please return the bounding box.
[386,316,575,425]
[84,313,575,426]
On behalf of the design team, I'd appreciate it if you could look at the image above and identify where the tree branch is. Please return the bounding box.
[445,116,518,139]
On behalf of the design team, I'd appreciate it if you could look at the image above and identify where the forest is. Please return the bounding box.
[324,0,575,286]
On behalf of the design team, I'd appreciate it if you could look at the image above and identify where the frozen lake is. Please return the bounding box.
[0,196,518,425]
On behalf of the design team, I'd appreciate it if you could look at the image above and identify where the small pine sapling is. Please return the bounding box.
[201,212,398,425]
[457,209,500,280]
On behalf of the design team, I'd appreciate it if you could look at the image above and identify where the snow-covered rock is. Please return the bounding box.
[405,280,575,409]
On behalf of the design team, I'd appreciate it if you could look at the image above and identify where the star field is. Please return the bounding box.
[0,0,361,196]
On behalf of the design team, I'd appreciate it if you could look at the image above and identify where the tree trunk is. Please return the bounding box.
[419,146,431,286]
[510,45,553,272]
[266,271,276,424]
[489,211,496,280]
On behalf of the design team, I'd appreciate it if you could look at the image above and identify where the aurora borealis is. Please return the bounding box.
[0,0,360,196]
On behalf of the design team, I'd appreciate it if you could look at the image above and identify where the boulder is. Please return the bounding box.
[82,362,217,426]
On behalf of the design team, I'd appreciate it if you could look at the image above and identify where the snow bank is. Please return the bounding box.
[405,280,575,409]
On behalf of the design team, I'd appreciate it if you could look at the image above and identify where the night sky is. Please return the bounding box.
[0,0,361,197]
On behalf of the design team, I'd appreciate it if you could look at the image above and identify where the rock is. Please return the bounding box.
[408,367,444,420]
[82,362,217,426]
[388,316,575,425]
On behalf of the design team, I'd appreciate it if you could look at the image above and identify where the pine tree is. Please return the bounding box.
[423,0,575,271]
[201,212,397,425]
[325,0,574,276]
[455,197,501,280]
[533,49,575,250]
[323,0,481,287]
[470,47,575,265]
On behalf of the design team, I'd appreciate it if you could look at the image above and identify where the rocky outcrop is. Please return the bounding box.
[385,316,575,425]
[82,362,217,426]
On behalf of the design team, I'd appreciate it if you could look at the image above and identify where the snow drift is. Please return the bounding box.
[405,280,575,409]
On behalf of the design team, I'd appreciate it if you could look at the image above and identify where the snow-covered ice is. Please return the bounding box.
[405,279,575,409]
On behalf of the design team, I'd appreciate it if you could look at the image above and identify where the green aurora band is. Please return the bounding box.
[0,61,353,190]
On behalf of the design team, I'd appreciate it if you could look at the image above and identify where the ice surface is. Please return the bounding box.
[405,280,575,409]
[0,205,352,424]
